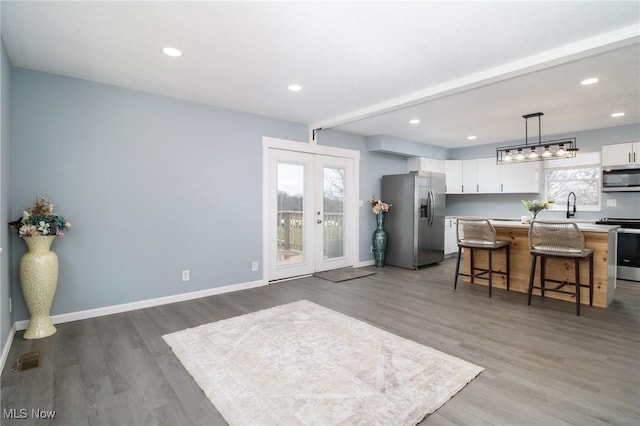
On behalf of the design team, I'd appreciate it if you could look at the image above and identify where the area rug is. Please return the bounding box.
[162,300,483,426]
[313,267,375,282]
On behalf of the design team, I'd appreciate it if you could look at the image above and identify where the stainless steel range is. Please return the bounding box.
[595,218,640,281]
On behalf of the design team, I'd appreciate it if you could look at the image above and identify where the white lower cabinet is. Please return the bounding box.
[444,217,458,255]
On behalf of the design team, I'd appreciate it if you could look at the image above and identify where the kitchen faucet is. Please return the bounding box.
[566,192,576,219]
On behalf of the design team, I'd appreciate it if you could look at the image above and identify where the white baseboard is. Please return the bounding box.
[1,323,17,372]
[14,279,267,331]
[356,260,375,267]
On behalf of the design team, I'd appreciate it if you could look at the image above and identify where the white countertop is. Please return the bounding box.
[488,219,619,233]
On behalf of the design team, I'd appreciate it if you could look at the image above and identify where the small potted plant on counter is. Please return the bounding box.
[521,199,555,222]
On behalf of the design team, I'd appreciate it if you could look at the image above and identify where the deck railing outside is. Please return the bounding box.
[278,211,344,258]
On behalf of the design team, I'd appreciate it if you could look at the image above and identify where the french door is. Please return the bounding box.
[267,148,356,281]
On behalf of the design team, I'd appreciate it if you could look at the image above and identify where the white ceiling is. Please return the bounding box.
[1,1,639,148]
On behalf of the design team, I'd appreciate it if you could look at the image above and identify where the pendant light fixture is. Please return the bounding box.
[496,112,578,164]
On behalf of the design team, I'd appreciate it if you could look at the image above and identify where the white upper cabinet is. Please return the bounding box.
[476,157,500,193]
[445,157,540,194]
[460,158,499,193]
[462,159,478,193]
[445,160,463,194]
[602,142,640,167]
[498,161,540,193]
[407,157,445,173]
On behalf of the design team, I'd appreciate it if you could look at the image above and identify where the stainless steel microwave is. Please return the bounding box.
[602,167,640,192]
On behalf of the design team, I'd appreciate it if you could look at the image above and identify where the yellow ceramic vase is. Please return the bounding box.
[19,235,58,339]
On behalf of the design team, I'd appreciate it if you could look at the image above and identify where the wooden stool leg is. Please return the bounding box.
[488,249,493,297]
[470,249,475,283]
[540,257,546,298]
[454,246,462,290]
[528,254,537,306]
[589,254,594,306]
[575,258,581,316]
[506,245,510,291]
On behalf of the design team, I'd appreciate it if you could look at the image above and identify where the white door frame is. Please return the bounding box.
[262,136,360,282]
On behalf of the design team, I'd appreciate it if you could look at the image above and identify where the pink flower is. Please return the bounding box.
[369,199,391,214]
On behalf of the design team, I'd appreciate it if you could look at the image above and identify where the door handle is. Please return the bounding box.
[317,219,322,224]
[428,190,435,227]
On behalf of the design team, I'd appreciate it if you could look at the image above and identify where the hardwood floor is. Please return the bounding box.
[2,258,639,425]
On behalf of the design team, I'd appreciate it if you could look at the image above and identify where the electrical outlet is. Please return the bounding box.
[8,296,12,313]
[607,199,617,207]
[370,245,374,253]
[182,270,190,281]
[252,261,259,272]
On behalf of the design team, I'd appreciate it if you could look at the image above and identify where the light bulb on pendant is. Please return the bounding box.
[542,145,552,158]
[528,148,538,159]
[515,149,525,161]
[504,150,512,161]
[556,144,566,157]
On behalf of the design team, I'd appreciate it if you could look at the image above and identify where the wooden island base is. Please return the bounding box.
[462,223,617,308]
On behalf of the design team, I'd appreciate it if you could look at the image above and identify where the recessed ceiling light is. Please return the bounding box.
[288,84,302,92]
[580,77,599,85]
[467,135,477,140]
[162,47,182,58]
[611,112,625,118]
[409,119,420,124]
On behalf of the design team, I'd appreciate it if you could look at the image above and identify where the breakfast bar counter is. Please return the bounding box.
[461,220,618,307]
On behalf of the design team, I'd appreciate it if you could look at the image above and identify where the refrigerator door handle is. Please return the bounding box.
[428,190,435,227]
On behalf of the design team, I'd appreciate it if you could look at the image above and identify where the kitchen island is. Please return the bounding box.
[461,220,618,307]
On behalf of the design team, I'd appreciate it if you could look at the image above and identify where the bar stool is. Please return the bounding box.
[527,220,594,316]
[454,217,510,297]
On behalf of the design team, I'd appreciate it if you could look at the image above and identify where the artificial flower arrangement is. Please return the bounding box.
[9,197,72,238]
[369,198,392,214]
[521,199,555,219]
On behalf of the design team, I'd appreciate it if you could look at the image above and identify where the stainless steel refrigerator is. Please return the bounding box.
[381,172,446,269]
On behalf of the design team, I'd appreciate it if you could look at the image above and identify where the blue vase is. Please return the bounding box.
[372,212,388,267]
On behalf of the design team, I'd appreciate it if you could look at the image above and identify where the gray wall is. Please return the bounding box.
[9,68,308,322]
[366,134,449,159]
[7,69,414,323]
[1,40,12,355]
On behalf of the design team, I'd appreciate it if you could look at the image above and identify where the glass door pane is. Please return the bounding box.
[322,165,345,259]
[277,163,305,267]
